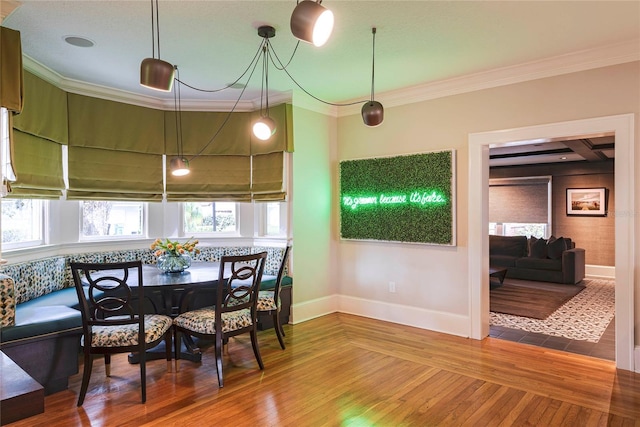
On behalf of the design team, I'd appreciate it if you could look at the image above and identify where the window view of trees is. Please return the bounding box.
[81,201,143,237]
[1,199,42,244]
[184,202,236,233]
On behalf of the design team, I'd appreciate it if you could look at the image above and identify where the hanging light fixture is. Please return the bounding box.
[140,0,175,92]
[362,27,384,127]
[169,67,190,176]
[290,0,334,47]
[252,26,277,141]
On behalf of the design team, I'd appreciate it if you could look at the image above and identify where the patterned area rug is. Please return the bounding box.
[490,278,615,342]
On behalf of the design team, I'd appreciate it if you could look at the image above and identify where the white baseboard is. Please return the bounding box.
[291,294,470,338]
[585,264,615,279]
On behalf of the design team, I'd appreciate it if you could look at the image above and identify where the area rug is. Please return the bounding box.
[490,278,615,343]
[490,280,585,319]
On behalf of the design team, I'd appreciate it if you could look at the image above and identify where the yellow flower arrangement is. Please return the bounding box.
[150,237,200,257]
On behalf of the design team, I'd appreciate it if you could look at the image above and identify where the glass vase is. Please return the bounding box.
[157,253,191,273]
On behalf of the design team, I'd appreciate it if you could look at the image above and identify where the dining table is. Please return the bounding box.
[82,261,223,363]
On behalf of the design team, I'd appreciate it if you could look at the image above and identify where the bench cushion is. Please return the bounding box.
[0,305,81,343]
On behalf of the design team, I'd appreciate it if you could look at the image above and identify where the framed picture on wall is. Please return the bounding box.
[566,187,607,216]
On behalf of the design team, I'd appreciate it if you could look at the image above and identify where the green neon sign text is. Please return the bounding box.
[342,191,446,210]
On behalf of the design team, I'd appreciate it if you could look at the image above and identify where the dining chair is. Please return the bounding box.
[173,251,267,387]
[257,245,291,349]
[70,261,173,406]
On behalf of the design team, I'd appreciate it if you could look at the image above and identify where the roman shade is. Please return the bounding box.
[0,27,23,112]
[66,94,164,201]
[489,177,550,224]
[1,27,24,192]
[10,72,67,198]
[165,103,293,202]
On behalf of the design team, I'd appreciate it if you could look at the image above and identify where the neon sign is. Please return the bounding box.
[342,191,446,210]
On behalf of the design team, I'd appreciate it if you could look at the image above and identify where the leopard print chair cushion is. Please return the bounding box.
[173,306,253,334]
[0,275,16,327]
[256,290,279,311]
[81,314,172,347]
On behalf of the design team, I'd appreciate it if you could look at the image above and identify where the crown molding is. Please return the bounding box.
[339,39,640,117]
[22,55,293,111]
[24,39,639,116]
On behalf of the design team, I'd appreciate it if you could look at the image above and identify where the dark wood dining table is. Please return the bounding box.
[83,262,223,363]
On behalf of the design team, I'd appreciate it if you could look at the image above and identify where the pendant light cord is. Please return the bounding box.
[370,27,376,102]
[149,0,156,58]
[173,67,184,158]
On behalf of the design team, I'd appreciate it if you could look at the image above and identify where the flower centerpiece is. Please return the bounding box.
[151,237,200,273]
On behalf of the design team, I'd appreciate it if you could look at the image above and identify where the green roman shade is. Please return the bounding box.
[67,94,164,201]
[9,130,64,198]
[10,72,67,198]
[1,27,24,196]
[0,27,23,112]
[165,103,293,202]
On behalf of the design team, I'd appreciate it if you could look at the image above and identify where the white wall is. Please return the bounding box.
[290,104,338,322]
[324,62,639,351]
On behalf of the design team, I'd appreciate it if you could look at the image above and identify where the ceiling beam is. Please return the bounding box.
[562,139,609,161]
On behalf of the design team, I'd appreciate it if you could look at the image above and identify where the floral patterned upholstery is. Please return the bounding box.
[257,290,279,311]
[173,306,253,334]
[0,246,289,329]
[82,314,172,347]
[0,275,16,327]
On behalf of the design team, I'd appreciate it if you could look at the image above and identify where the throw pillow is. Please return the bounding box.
[547,237,567,259]
[529,237,548,258]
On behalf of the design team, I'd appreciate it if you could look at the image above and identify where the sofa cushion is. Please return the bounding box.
[547,237,568,259]
[489,235,528,257]
[515,257,562,271]
[528,237,548,258]
[489,255,519,268]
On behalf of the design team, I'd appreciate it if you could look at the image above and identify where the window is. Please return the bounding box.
[1,199,44,249]
[489,176,551,239]
[183,202,237,234]
[489,222,547,238]
[256,201,286,237]
[81,201,145,239]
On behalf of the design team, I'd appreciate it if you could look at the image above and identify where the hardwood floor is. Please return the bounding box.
[5,313,640,426]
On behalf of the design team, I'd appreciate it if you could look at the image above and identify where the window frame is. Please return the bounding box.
[182,201,240,237]
[78,200,148,242]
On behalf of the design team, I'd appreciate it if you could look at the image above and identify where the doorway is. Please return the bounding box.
[468,114,635,371]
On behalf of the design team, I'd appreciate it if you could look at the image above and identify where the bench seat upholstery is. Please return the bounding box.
[0,245,291,395]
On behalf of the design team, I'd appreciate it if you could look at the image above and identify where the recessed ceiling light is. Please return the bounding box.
[560,156,567,160]
[64,36,95,48]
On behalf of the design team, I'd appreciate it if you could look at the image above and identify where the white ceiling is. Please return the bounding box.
[3,0,639,114]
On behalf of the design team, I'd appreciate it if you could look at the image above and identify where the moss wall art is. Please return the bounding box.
[339,150,456,245]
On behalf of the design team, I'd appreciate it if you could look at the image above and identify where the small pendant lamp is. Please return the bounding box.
[290,0,334,47]
[362,27,384,127]
[140,0,174,92]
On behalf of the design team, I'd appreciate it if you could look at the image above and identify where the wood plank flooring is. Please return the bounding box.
[5,313,640,426]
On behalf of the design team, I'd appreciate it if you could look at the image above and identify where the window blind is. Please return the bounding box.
[489,177,550,224]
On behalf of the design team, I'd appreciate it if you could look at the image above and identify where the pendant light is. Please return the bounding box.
[140,0,175,92]
[169,67,190,176]
[361,27,384,127]
[252,26,277,141]
[290,0,334,47]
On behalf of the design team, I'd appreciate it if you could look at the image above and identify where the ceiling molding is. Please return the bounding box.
[339,40,640,117]
[24,39,639,116]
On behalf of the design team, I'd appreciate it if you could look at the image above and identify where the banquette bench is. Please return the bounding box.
[0,246,292,394]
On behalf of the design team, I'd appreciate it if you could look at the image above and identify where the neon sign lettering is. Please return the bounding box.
[342,191,446,210]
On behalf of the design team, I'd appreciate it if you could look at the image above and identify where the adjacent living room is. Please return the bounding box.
[487,138,615,361]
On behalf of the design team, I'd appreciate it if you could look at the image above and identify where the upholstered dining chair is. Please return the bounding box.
[173,251,267,387]
[257,245,291,349]
[70,261,172,406]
